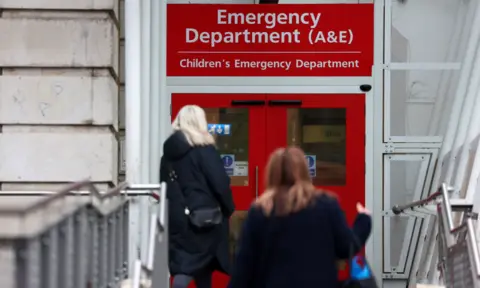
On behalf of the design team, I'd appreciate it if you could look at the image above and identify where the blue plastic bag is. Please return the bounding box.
[342,256,378,288]
[350,256,372,280]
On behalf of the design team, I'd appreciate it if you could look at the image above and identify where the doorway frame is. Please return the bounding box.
[163,80,376,269]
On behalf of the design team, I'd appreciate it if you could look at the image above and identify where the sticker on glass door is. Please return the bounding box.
[305,155,316,177]
[208,124,231,135]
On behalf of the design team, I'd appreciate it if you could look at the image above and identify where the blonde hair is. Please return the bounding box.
[172,105,215,146]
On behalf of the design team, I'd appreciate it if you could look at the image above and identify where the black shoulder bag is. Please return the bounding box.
[167,162,223,229]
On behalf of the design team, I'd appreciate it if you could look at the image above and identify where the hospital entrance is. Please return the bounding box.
[171,92,366,287]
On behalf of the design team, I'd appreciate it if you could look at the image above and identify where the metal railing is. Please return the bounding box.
[0,180,168,288]
[392,183,480,288]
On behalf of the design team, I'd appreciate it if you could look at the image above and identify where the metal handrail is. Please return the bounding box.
[131,182,169,288]
[0,182,162,214]
[391,189,445,215]
[392,183,480,283]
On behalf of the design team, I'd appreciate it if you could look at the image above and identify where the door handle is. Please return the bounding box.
[231,100,266,106]
[255,166,259,199]
[268,100,302,106]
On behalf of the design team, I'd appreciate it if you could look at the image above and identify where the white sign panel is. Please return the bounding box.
[234,161,248,176]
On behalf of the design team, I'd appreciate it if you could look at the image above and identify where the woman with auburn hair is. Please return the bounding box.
[228,147,372,288]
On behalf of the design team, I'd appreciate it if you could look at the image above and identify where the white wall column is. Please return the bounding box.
[125,0,143,274]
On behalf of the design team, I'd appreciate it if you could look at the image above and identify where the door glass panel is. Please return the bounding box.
[287,108,347,186]
[204,108,250,262]
[204,108,249,187]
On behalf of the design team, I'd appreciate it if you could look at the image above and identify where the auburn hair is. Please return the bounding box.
[255,147,333,216]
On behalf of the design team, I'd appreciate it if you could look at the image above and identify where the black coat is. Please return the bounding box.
[160,131,235,277]
[228,195,372,288]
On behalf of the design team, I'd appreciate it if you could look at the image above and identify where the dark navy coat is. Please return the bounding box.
[228,195,372,288]
[160,131,235,276]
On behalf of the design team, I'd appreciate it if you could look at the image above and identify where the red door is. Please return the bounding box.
[265,94,365,225]
[171,93,365,287]
[265,94,365,280]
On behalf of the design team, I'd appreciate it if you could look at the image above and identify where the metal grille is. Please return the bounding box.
[443,225,474,288]
[0,181,167,288]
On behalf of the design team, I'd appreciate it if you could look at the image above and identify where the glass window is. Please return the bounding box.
[204,108,249,187]
[204,108,250,262]
[287,108,347,186]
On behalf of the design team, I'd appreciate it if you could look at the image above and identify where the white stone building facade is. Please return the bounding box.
[0,0,124,191]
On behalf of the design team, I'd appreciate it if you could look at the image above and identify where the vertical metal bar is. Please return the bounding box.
[57,221,66,288]
[108,212,117,287]
[41,227,59,288]
[372,0,386,283]
[115,208,124,283]
[88,209,99,287]
[132,260,142,288]
[151,205,169,288]
[74,209,88,288]
[99,215,108,287]
[16,237,41,288]
[466,218,480,277]
[15,240,28,288]
[441,183,455,231]
[159,182,167,230]
[59,217,74,288]
[147,213,158,270]
[383,155,392,273]
[123,203,130,279]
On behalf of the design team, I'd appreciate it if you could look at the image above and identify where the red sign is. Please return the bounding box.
[167,4,373,77]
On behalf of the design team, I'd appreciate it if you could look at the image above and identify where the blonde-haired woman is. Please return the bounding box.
[160,105,235,288]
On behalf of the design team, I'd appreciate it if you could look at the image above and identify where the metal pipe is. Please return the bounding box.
[146,213,157,271]
[441,183,455,231]
[128,184,161,190]
[101,182,130,200]
[158,182,167,231]
[391,190,442,215]
[466,218,480,276]
[131,259,143,288]
[20,180,91,213]
[0,191,153,197]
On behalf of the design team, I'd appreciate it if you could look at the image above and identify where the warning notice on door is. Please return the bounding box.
[167,4,373,77]
[221,154,235,176]
[234,161,248,176]
[305,155,316,177]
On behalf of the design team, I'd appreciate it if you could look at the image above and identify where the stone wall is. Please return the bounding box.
[0,0,121,190]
